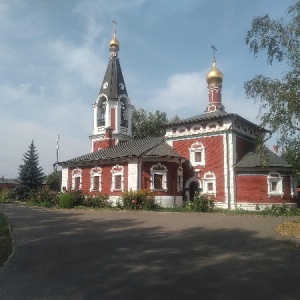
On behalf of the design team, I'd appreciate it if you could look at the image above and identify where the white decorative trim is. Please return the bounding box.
[150,162,168,192]
[206,121,219,131]
[90,167,102,192]
[267,172,284,197]
[291,176,298,198]
[177,166,183,192]
[202,171,217,195]
[189,141,205,167]
[61,167,69,191]
[111,164,124,192]
[71,167,82,190]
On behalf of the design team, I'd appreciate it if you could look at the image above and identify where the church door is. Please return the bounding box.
[189,181,199,201]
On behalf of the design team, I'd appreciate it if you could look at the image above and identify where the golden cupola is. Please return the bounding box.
[109,20,120,49]
[206,59,223,85]
[109,31,120,49]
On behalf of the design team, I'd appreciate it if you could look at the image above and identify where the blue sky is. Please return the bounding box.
[0,0,295,177]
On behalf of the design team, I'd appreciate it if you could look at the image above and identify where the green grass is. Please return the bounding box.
[0,213,13,267]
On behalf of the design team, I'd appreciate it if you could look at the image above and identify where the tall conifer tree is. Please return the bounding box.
[18,140,44,195]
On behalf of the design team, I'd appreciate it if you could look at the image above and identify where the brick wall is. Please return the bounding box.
[173,135,225,201]
[236,174,297,203]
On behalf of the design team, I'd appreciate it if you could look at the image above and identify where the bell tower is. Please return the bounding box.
[90,21,133,151]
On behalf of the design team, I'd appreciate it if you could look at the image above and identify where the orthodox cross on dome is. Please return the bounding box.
[112,19,117,34]
[110,19,120,57]
[211,45,217,64]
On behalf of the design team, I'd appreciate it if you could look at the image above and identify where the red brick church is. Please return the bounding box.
[59,26,298,209]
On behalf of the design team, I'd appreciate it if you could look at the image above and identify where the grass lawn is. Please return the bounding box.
[0,213,13,268]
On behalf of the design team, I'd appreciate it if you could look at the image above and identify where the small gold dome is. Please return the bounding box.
[206,61,223,84]
[109,31,120,49]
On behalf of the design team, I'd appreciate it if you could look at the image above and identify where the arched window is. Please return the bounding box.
[202,171,216,195]
[72,168,82,190]
[189,141,205,167]
[97,98,106,126]
[267,172,283,197]
[120,99,128,128]
[90,167,102,192]
[111,165,124,192]
[150,162,168,192]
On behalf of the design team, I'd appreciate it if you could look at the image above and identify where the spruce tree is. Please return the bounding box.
[17,140,44,197]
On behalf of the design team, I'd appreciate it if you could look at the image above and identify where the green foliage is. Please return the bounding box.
[83,193,111,208]
[46,171,61,191]
[66,190,85,206]
[0,188,16,204]
[121,189,160,210]
[0,213,12,267]
[132,108,168,139]
[18,140,44,198]
[0,213,9,236]
[29,187,59,207]
[188,193,215,212]
[58,193,75,209]
[245,1,300,172]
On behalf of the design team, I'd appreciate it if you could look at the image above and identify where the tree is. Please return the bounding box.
[244,1,300,173]
[132,108,168,139]
[46,170,61,192]
[17,140,44,197]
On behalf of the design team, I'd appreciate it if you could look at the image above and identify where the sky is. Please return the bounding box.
[0,0,295,178]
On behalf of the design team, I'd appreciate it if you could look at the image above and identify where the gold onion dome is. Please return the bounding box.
[206,60,223,84]
[109,31,120,49]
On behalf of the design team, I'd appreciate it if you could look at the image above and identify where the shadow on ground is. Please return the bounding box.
[0,204,299,300]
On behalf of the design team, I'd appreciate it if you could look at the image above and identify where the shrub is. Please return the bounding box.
[0,188,16,204]
[121,189,160,210]
[83,193,111,208]
[29,187,59,206]
[66,190,85,206]
[58,193,75,209]
[189,192,215,212]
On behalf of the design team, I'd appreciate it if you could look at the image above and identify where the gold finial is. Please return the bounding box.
[206,45,223,84]
[110,19,120,49]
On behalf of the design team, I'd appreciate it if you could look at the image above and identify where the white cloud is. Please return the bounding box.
[144,71,207,118]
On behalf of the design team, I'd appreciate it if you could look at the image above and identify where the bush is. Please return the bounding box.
[58,193,75,209]
[121,189,160,210]
[66,190,85,206]
[0,188,16,204]
[189,193,215,212]
[83,193,111,208]
[29,187,59,206]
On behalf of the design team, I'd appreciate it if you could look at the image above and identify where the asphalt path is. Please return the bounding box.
[0,203,299,300]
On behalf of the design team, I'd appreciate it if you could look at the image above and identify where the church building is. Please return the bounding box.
[59,26,298,209]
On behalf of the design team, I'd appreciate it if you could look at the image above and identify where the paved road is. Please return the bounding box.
[0,204,299,300]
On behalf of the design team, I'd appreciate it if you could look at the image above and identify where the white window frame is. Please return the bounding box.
[189,141,205,167]
[150,162,168,192]
[267,172,284,197]
[72,167,82,190]
[177,166,183,192]
[111,165,124,192]
[291,176,298,198]
[202,171,216,195]
[90,167,102,192]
